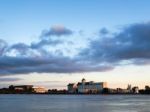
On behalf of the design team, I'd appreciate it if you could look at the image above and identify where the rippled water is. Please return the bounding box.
[0,95,150,112]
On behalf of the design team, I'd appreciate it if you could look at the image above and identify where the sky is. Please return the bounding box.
[0,0,150,89]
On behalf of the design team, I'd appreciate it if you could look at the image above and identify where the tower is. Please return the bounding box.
[82,78,86,83]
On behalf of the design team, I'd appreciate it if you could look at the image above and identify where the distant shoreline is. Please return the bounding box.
[0,93,149,95]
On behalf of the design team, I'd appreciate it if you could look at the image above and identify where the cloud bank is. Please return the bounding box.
[79,23,150,64]
[0,23,150,75]
[0,77,22,82]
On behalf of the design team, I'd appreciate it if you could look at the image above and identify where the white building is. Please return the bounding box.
[68,78,107,94]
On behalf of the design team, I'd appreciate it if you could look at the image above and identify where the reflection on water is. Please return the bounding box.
[0,95,149,112]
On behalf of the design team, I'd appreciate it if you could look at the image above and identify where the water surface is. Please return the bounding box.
[0,95,149,112]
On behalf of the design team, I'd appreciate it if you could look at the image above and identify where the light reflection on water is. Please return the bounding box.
[0,95,149,112]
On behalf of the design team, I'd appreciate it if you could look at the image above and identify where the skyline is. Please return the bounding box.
[0,0,150,89]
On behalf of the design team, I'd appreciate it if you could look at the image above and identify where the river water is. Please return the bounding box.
[0,95,149,112]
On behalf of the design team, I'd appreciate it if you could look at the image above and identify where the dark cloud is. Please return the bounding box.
[0,77,22,82]
[0,23,150,75]
[41,25,73,38]
[79,22,150,65]
[99,28,109,35]
[30,25,72,49]
[6,43,30,56]
[0,39,7,56]
[0,56,113,75]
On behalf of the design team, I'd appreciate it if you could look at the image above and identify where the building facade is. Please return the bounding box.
[77,78,107,93]
[67,83,77,93]
[67,78,107,94]
[9,85,34,93]
[33,87,48,93]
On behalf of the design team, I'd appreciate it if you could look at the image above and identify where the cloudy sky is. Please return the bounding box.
[0,0,150,89]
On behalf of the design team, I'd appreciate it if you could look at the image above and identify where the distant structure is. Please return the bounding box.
[132,86,139,94]
[127,84,132,93]
[33,87,48,93]
[68,78,107,94]
[12,85,33,92]
[67,83,77,93]
[8,85,48,93]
